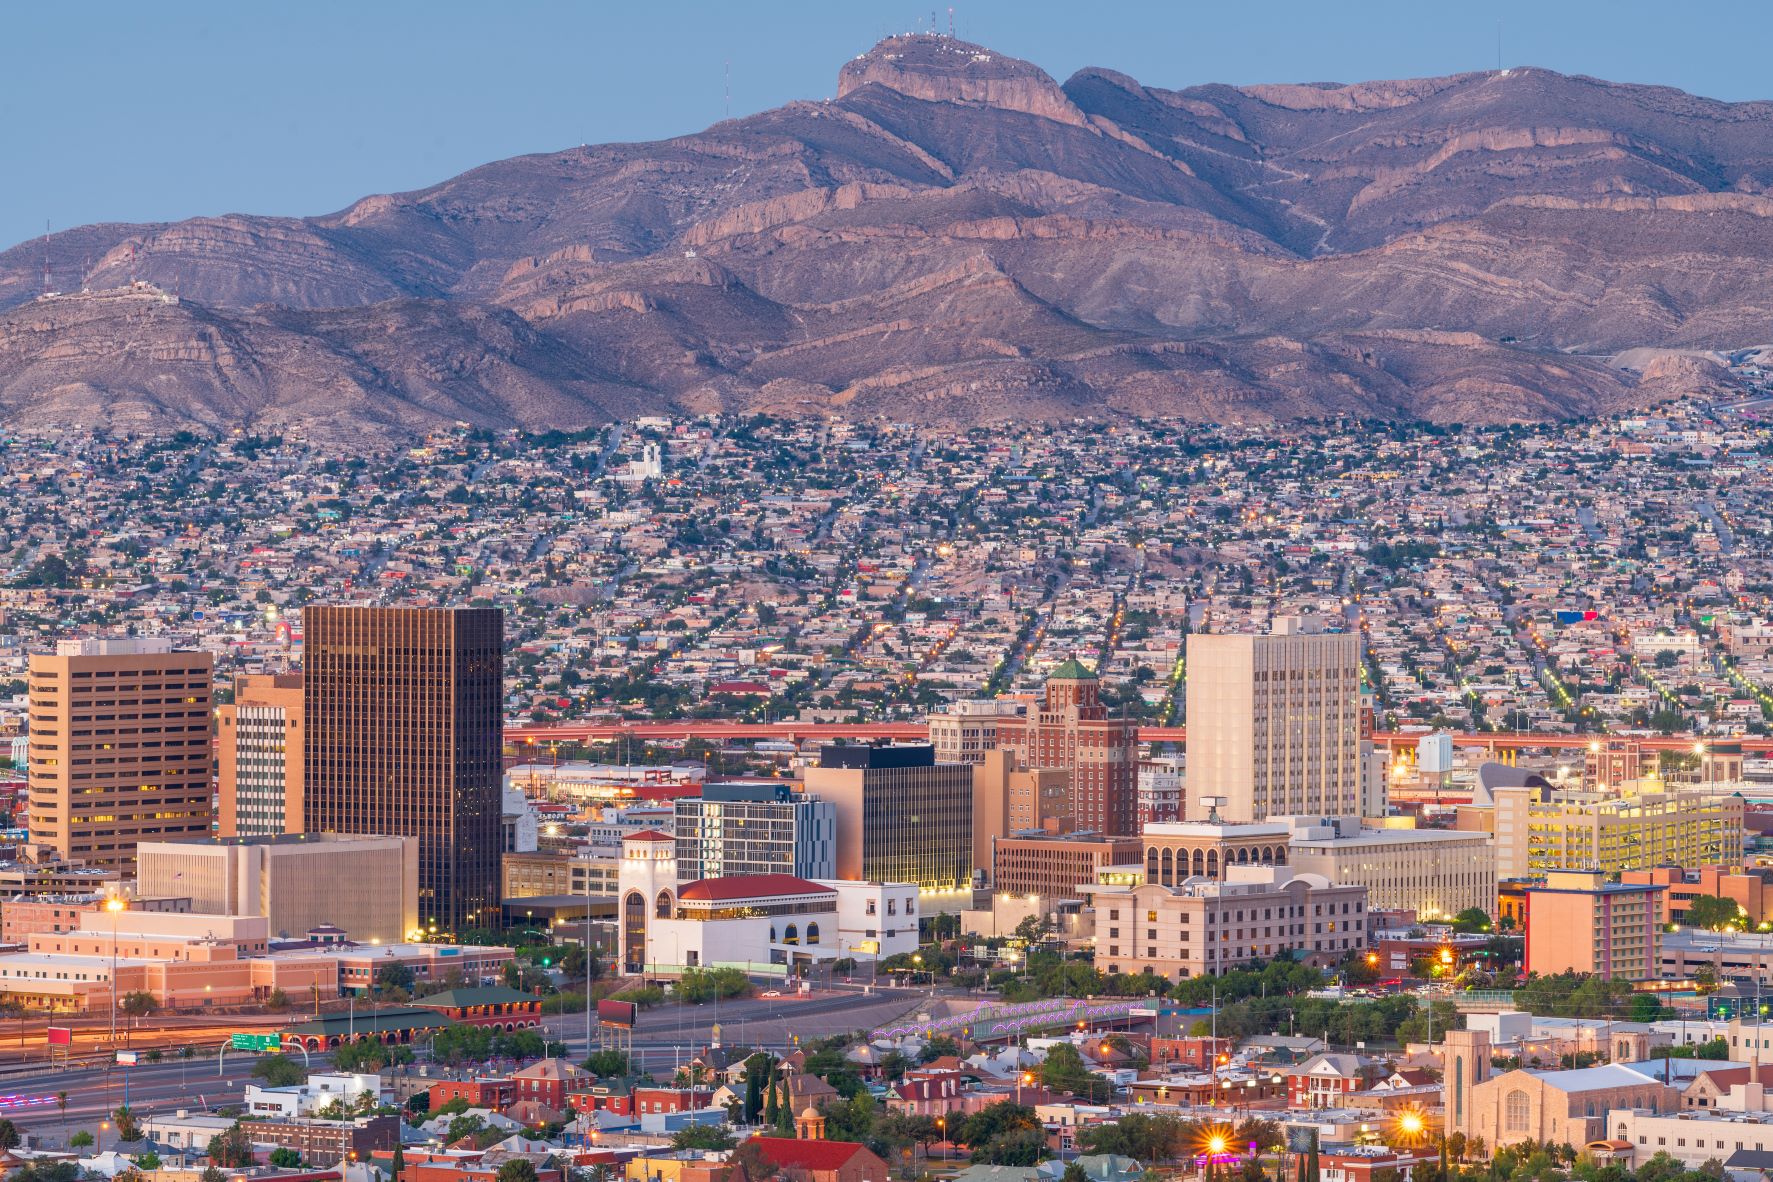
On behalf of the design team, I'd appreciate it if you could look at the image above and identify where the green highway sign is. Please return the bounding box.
[230,1033,282,1051]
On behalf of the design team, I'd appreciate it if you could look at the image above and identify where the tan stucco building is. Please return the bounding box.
[1455,1061,1678,1152]
[972,749,1071,874]
[1086,864,1367,980]
[1287,824,1495,920]
[136,833,419,943]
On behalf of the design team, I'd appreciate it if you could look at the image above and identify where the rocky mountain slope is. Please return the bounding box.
[3,35,1769,438]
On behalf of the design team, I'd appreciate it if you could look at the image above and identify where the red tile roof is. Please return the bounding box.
[746,1137,876,1173]
[623,830,674,842]
[677,875,835,902]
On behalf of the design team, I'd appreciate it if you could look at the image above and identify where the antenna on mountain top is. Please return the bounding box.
[948,6,955,36]
[725,59,731,120]
[1497,18,1502,73]
[40,220,50,296]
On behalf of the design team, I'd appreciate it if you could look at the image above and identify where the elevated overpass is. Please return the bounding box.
[504,721,1773,754]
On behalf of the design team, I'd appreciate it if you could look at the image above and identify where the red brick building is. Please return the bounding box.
[412,986,543,1031]
[511,1059,589,1109]
[1318,1146,1437,1182]
[631,1086,714,1115]
[1149,1035,1237,1071]
[428,1079,515,1111]
[997,660,1139,835]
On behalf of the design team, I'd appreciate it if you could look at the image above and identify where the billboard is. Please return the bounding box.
[46,1027,72,1047]
[596,1000,637,1028]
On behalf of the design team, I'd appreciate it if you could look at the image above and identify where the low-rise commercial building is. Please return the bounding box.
[991,833,1144,904]
[1085,865,1367,980]
[813,879,920,961]
[1285,820,1495,921]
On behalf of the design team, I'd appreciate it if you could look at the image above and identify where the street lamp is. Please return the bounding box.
[105,896,125,1047]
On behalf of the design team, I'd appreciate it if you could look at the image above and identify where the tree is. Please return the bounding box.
[202,1167,227,1182]
[391,1144,407,1180]
[919,1035,961,1063]
[113,1105,142,1142]
[69,1132,95,1151]
[133,1153,162,1171]
[495,1161,539,1182]
[207,1123,255,1168]
[446,1115,490,1145]
[671,1125,737,1151]
[251,1054,306,1087]
[582,1050,630,1077]
[1039,1042,1113,1103]
[0,1120,18,1149]
[265,988,291,1011]
[1684,896,1745,932]
[1450,908,1492,934]
[376,962,418,994]
[269,1149,302,1168]
[119,990,157,1032]
[1062,1165,1090,1182]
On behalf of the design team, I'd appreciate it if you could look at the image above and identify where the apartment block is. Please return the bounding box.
[674,781,836,882]
[1524,869,1665,980]
[26,638,214,871]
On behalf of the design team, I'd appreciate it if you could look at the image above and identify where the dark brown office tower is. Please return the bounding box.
[302,607,503,935]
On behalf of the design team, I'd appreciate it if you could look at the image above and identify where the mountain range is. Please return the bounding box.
[4,34,1772,439]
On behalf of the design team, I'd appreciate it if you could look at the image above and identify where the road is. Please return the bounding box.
[9,988,925,1148]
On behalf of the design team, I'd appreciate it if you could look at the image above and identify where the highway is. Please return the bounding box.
[6,987,925,1149]
[505,719,1773,755]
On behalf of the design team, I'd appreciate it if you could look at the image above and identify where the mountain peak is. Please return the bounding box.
[837,34,1088,126]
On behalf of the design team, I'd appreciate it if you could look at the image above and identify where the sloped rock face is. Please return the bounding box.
[0,38,1768,437]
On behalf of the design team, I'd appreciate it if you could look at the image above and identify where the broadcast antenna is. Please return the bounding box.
[40,220,50,295]
[725,59,731,120]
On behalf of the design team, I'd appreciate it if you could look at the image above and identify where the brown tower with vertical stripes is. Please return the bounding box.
[302,606,503,935]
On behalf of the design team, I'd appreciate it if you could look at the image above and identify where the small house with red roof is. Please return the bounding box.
[744,1137,889,1182]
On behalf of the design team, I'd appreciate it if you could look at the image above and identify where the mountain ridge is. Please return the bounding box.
[2,35,1768,439]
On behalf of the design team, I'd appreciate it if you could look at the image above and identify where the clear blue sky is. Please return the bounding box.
[5,0,1770,252]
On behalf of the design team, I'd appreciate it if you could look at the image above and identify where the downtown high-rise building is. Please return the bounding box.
[803,744,973,899]
[217,673,304,838]
[674,781,836,883]
[997,658,1139,835]
[302,606,504,935]
[1184,617,1363,822]
[25,638,214,871]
